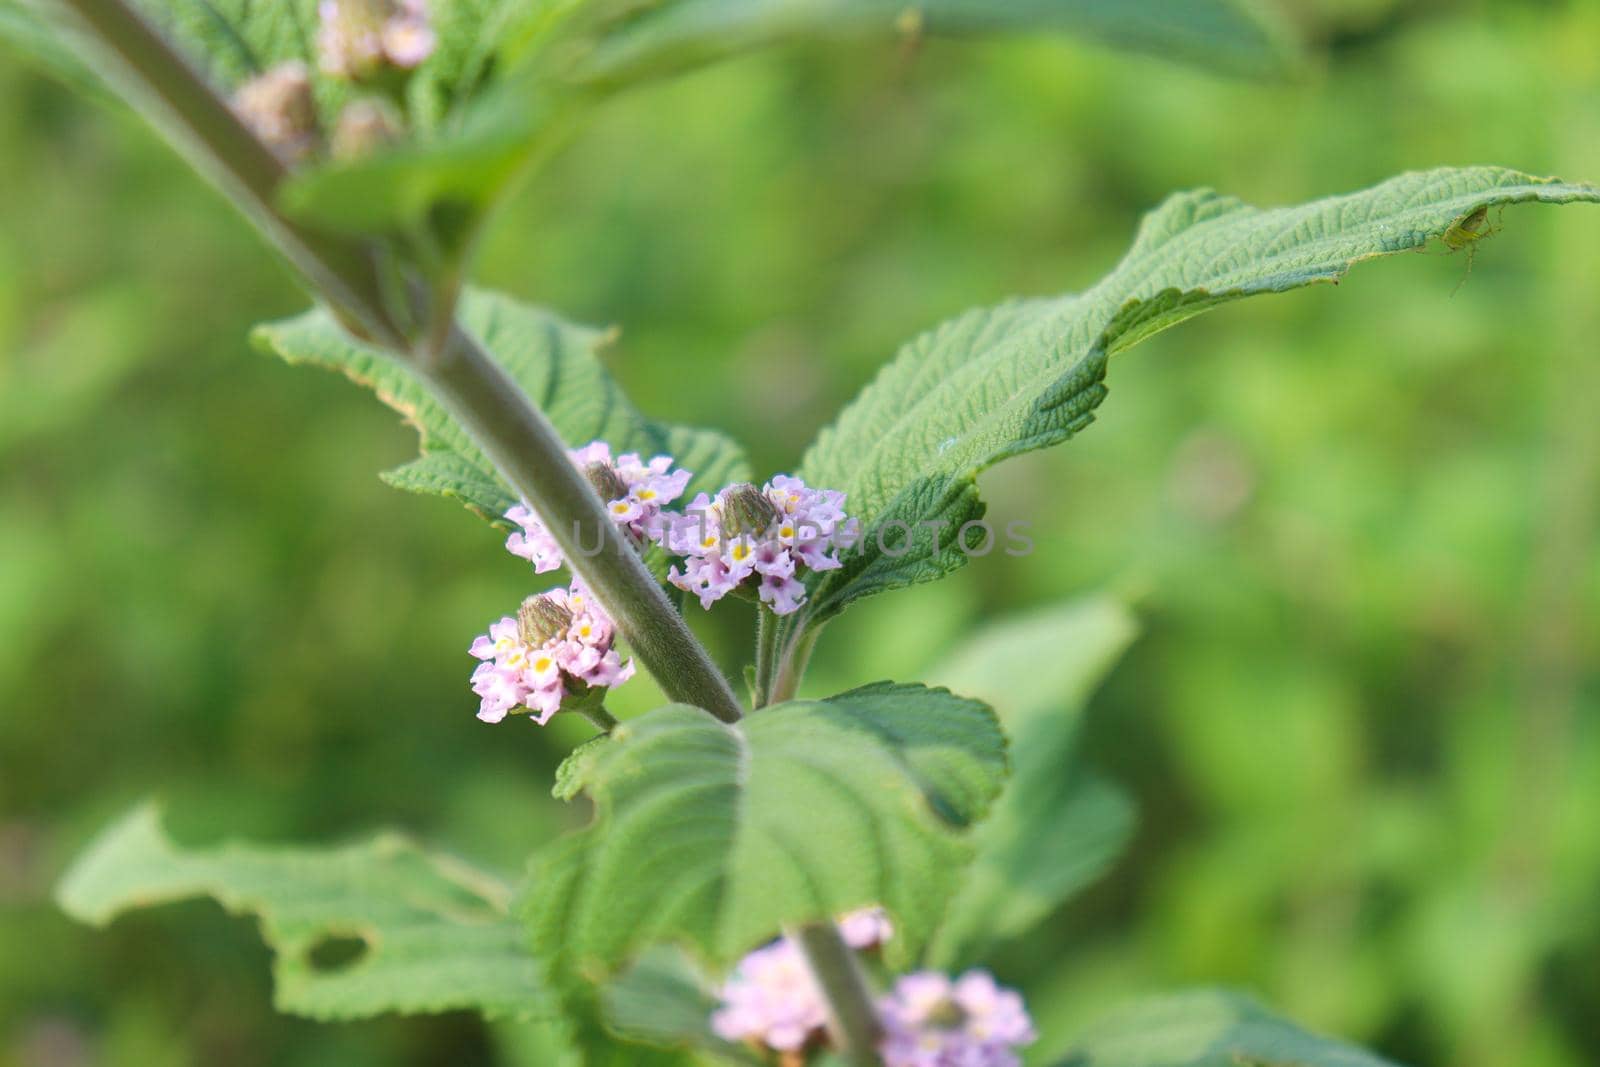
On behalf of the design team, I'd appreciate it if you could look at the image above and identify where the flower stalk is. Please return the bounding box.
[789,922,884,1065]
[51,0,889,1043]
[54,0,744,726]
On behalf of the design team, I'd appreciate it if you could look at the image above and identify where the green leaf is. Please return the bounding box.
[554,735,611,802]
[133,0,321,89]
[926,594,1139,967]
[798,167,1600,624]
[1056,990,1405,1066]
[600,947,761,1064]
[57,804,550,1021]
[565,0,1298,88]
[522,683,1008,979]
[253,288,748,526]
[278,78,554,234]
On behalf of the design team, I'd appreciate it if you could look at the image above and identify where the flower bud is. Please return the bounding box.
[517,593,573,648]
[720,483,778,536]
[331,98,401,160]
[233,62,318,163]
[583,460,630,504]
[317,0,435,81]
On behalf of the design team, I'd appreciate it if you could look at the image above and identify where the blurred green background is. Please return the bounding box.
[3,0,1599,1064]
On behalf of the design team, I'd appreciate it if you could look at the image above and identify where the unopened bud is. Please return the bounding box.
[925,998,968,1030]
[233,62,318,163]
[583,461,630,504]
[317,0,435,80]
[332,98,401,160]
[721,483,778,536]
[518,593,573,648]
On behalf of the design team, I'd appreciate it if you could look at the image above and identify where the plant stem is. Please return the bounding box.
[766,624,821,705]
[751,605,780,708]
[576,703,620,734]
[52,0,746,726]
[790,922,883,1066]
[420,326,744,723]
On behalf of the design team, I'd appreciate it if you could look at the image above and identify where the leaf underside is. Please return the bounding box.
[567,0,1296,87]
[798,167,1600,626]
[1057,989,1405,1066]
[253,288,749,527]
[56,805,549,1021]
[523,682,1007,976]
[522,683,1005,1064]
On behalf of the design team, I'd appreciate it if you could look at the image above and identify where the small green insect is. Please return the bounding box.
[1441,205,1496,250]
[1440,205,1504,291]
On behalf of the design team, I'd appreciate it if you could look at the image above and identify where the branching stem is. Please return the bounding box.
[54,0,745,725]
[421,327,743,722]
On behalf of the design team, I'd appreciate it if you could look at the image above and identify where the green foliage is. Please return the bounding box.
[132,0,320,88]
[797,167,1600,626]
[56,805,549,1021]
[925,594,1139,967]
[1057,990,1404,1066]
[523,683,1007,974]
[562,0,1297,87]
[253,288,748,525]
[523,684,1004,1065]
[601,947,758,1063]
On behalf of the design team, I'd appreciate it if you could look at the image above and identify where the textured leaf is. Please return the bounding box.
[566,0,1297,87]
[1056,990,1405,1067]
[160,0,315,83]
[253,288,748,526]
[522,683,1007,981]
[799,167,1600,624]
[926,594,1139,967]
[600,947,760,1063]
[57,805,549,1021]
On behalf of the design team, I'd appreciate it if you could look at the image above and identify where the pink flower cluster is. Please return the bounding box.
[663,476,858,616]
[468,580,633,725]
[232,62,318,163]
[317,0,435,79]
[505,442,692,573]
[878,971,1037,1067]
[711,910,1031,1066]
[711,908,893,1054]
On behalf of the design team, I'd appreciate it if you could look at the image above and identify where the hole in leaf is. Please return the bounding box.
[306,933,369,973]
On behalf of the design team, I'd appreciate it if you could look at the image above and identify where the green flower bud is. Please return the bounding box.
[720,483,778,536]
[583,460,630,504]
[331,98,402,160]
[518,593,573,648]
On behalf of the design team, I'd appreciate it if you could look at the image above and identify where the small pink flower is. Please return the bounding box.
[711,906,896,1054]
[505,443,693,573]
[317,0,435,79]
[837,907,894,951]
[661,476,856,616]
[466,579,632,725]
[711,939,828,1053]
[232,62,318,163]
[878,969,1036,1067]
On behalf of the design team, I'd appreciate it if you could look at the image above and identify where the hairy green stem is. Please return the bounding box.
[790,922,883,1065]
[52,0,746,726]
[751,605,780,708]
[420,327,744,723]
[576,703,620,734]
[766,624,821,705]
